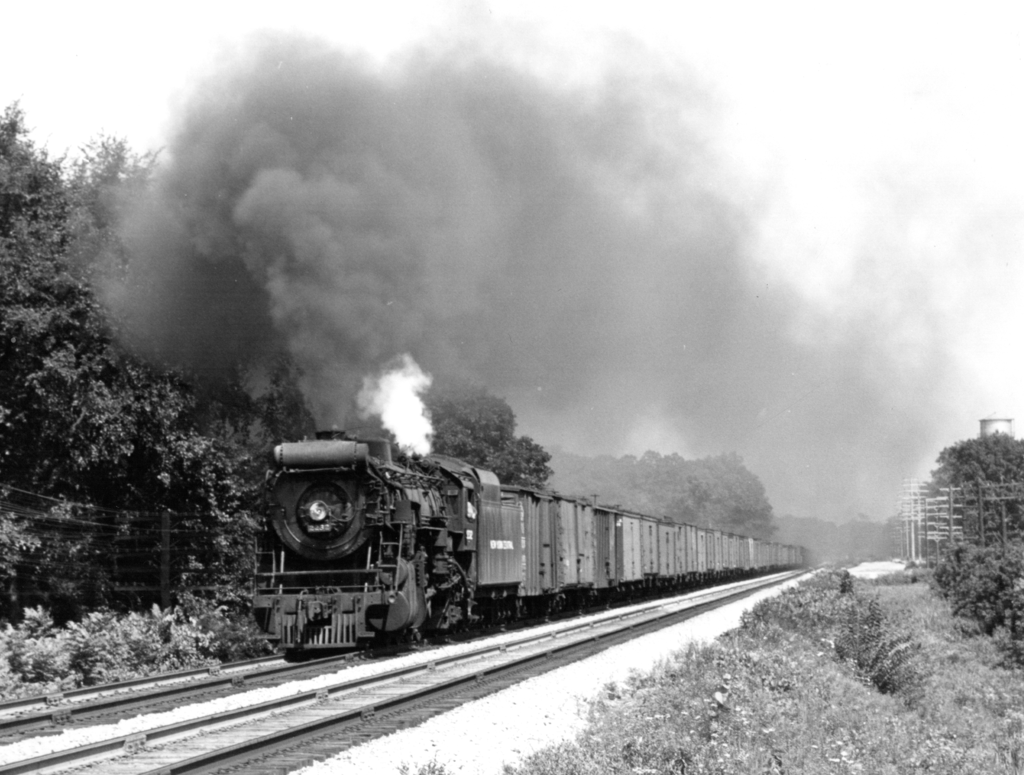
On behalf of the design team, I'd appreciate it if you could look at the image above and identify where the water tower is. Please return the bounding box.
[980,418,1015,438]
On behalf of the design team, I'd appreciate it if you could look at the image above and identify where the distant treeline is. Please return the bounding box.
[548,448,776,540]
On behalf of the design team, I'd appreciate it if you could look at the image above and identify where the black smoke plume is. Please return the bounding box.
[106,33,949,520]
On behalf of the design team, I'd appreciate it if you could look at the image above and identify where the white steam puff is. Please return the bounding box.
[357,355,433,454]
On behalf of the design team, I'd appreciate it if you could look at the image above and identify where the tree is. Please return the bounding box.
[675,453,776,539]
[931,434,1024,490]
[548,447,776,539]
[0,103,91,496]
[931,433,1024,543]
[426,383,552,488]
[0,105,267,614]
[65,134,157,278]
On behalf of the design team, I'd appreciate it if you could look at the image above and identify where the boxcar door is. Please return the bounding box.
[578,503,596,587]
[557,498,579,586]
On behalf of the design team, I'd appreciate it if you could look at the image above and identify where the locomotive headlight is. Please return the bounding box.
[295,483,353,537]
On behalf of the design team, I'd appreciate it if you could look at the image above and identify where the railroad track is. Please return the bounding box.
[0,654,284,723]
[0,571,802,775]
[0,652,370,743]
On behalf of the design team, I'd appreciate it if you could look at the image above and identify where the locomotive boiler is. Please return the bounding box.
[254,431,506,650]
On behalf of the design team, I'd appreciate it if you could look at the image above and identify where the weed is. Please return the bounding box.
[839,569,854,594]
[834,596,923,699]
[400,761,452,775]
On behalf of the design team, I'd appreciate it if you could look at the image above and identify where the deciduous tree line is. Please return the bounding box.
[1,105,276,617]
[548,448,776,540]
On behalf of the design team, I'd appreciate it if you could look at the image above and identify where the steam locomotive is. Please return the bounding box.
[253,431,805,651]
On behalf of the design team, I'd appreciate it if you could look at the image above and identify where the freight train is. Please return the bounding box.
[253,432,805,652]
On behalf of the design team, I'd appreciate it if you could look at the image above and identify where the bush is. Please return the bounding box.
[176,593,275,662]
[741,569,847,638]
[834,596,923,698]
[873,569,931,586]
[0,602,273,699]
[932,541,1024,666]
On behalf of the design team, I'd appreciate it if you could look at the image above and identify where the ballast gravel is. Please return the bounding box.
[0,575,793,767]
[296,572,813,775]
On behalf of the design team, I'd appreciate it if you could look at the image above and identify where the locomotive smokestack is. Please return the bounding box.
[365,438,393,465]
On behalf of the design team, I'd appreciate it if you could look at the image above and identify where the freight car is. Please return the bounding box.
[253,432,805,652]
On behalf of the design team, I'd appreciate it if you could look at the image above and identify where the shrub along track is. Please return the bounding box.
[0,571,802,775]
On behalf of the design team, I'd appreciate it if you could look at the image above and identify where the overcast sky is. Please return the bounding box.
[5,1,1024,522]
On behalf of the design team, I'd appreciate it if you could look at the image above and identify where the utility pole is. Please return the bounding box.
[978,480,986,548]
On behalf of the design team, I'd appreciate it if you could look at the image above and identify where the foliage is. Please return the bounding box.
[400,763,452,775]
[506,577,1024,775]
[872,568,931,586]
[0,602,272,699]
[834,595,923,697]
[740,570,924,700]
[932,542,1022,635]
[65,134,157,279]
[173,592,276,662]
[426,382,552,488]
[931,433,1024,490]
[0,104,282,613]
[931,434,1024,532]
[741,569,848,636]
[27,501,116,623]
[0,507,40,590]
[549,447,775,538]
[932,541,1024,666]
